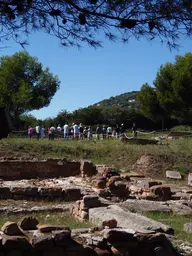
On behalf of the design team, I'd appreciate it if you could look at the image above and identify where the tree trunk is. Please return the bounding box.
[161,117,164,130]
[0,108,13,139]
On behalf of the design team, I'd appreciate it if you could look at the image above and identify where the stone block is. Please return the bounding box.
[94,248,112,255]
[166,171,182,180]
[170,203,192,216]
[137,180,162,190]
[64,188,81,201]
[2,235,30,250]
[103,229,134,243]
[95,178,106,189]
[1,222,24,236]
[0,187,11,199]
[89,205,173,234]
[38,187,62,198]
[108,179,129,198]
[103,169,120,179]
[19,217,39,231]
[83,195,101,208]
[0,159,81,180]
[102,219,117,229]
[79,201,88,211]
[53,230,72,247]
[31,231,54,250]
[80,211,88,220]
[97,189,111,198]
[171,192,191,201]
[120,200,172,214]
[38,188,51,198]
[38,224,69,233]
[48,188,63,198]
[11,186,38,197]
[184,223,192,233]
[80,160,97,177]
[129,185,143,194]
[85,235,108,249]
[136,233,178,256]
[150,185,172,201]
[107,176,124,189]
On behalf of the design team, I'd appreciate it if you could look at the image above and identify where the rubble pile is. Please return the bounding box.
[0,217,181,256]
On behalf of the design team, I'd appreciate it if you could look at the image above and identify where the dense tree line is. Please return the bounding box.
[20,105,178,131]
[137,52,192,127]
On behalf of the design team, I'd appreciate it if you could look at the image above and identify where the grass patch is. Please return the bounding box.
[1,137,192,179]
[0,199,70,209]
[145,212,192,244]
[0,212,93,230]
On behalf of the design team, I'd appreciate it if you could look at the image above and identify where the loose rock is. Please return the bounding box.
[31,231,55,250]
[2,235,30,250]
[89,205,173,234]
[150,185,172,201]
[1,222,24,236]
[166,171,182,180]
[38,224,69,233]
[19,217,39,231]
[184,223,192,233]
[102,219,117,229]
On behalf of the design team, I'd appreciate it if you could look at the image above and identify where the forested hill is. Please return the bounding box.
[93,91,138,109]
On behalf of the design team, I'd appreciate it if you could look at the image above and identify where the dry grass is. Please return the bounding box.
[0,137,192,178]
[0,212,93,229]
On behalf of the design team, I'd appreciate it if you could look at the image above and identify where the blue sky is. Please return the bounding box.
[1,31,192,120]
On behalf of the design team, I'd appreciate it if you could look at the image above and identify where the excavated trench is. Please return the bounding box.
[0,158,191,255]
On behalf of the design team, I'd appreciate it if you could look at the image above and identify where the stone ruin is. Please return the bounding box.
[0,216,180,256]
[0,158,191,255]
[0,158,97,180]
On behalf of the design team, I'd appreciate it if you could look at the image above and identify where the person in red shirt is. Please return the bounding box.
[28,126,33,139]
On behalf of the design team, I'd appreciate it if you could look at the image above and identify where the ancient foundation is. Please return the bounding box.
[0,158,97,180]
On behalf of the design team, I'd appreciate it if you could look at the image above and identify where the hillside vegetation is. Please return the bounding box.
[93,91,138,109]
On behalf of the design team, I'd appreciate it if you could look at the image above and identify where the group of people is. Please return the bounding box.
[63,123,93,140]
[95,124,125,140]
[27,125,46,140]
[27,123,92,140]
[27,122,137,140]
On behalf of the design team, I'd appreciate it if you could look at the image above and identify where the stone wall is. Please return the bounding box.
[0,159,97,180]
[71,195,104,221]
[0,186,81,201]
[0,218,181,256]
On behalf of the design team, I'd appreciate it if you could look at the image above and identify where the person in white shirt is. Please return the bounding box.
[63,123,69,139]
[56,124,62,139]
[49,125,56,140]
[57,124,62,132]
[107,126,112,139]
[73,123,79,139]
[35,125,41,140]
[87,126,92,140]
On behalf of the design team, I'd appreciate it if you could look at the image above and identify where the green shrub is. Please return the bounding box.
[171,125,192,132]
